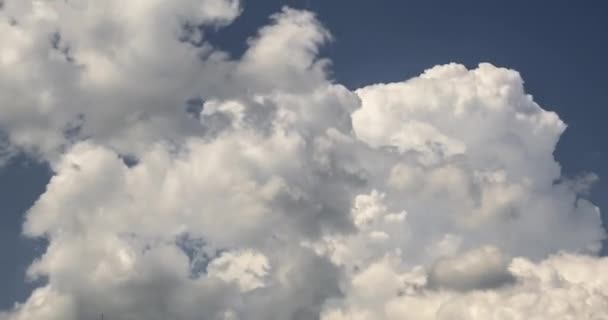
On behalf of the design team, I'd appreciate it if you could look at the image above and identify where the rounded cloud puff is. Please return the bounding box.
[0,1,606,319]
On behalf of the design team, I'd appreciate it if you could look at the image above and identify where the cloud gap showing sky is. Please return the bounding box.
[0,1,607,319]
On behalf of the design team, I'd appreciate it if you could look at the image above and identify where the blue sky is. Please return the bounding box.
[1,0,607,317]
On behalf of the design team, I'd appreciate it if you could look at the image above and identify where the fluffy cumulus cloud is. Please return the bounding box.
[0,1,607,319]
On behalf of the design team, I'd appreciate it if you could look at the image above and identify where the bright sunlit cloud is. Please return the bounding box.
[0,1,606,319]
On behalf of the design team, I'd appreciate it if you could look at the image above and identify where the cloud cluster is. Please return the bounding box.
[0,1,606,319]
[322,253,608,320]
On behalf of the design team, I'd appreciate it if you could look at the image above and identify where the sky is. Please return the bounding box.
[0,0,607,319]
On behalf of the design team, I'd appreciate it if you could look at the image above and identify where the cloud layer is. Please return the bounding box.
[1,1,606,319]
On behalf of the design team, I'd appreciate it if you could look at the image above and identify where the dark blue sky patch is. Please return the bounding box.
[118,154,139,168]
[0,154,51,309]
[185,97,205,120]
[49,32,75,64]
[175,233,223,279]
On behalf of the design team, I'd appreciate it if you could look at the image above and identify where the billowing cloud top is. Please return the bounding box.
[1,1,606,319]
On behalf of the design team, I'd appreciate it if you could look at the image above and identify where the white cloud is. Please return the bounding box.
[207,249,270,292]
[0,0,241,159]
[0,1,606,319]
[321,254,608,320]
